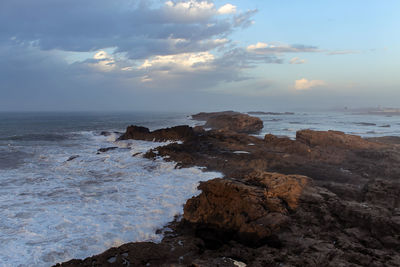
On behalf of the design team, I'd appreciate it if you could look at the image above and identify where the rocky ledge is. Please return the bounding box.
[57,115,400,267]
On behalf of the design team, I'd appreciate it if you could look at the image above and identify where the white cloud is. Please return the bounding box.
[294,78,326,90]
[247,42,268,50]
[138,52,215,71]
[218,4,237,14]
[289,57,306,64]
[247,42,320,54]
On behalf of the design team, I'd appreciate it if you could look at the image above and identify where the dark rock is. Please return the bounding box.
[100,131,122,136]
[118,125,195,142]
[66,155,79,161]
[100,131,112,136]
[354,122,376,126]
[97,147,118,153]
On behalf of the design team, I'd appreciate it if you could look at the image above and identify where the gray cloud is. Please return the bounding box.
[0,0,254,59]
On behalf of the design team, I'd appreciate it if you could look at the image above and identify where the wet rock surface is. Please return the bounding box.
[57,115,400,267]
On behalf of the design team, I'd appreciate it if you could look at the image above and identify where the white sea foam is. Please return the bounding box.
[0,132,221,267]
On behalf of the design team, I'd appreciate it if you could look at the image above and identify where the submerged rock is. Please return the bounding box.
[66,155,79,161]
[97,147,118,153]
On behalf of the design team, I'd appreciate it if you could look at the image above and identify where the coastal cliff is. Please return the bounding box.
[56,112,400,267]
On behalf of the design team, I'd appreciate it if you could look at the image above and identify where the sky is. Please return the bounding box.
[0,0,399,112]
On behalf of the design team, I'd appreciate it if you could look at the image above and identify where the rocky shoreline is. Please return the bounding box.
[56,112,400,267]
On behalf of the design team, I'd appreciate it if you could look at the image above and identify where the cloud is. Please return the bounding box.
[247,42,320,54]
[289,57,306,64]
[327,50,361,55]
[90,51,116,71]
[164,0,216,22]
[218,4,237,14]
[137,51,215,77]
[233,9,257,28]
[0,0,253,59]
[294,78,326,90]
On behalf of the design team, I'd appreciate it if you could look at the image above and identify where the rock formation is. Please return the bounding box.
[192,111,263,134]
[118,125,194,142]
[57,114,400,267]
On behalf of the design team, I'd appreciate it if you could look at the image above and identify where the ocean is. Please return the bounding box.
[0,111,399,266]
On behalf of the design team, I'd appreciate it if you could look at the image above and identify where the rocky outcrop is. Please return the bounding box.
[191,111,239,121]
[191,111,263,134]
[118,125,194,142]
[58,124,400,267]
[184,172,309,245]
[296,129,383,150]
[204,114,263,133]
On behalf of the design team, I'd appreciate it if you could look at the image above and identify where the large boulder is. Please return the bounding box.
[204,114,263,133]
[183,172,310,245]
[118,125,195,142]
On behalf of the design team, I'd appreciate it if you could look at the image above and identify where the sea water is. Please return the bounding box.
[0,111,399,266]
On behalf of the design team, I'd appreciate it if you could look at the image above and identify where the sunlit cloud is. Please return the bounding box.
[218,4,237,14]
[90,50,115,71]
[138,52,215,71]
[289,57,306,64]
[294,78,326,90]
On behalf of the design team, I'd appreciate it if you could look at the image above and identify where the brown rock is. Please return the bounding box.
[183,172,309,245]
[58,126,400,267]
[296,129,382,149]
[204,114,263,133]
[118,125,195,142]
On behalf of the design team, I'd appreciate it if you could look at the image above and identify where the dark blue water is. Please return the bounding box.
[0,111,191,169]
